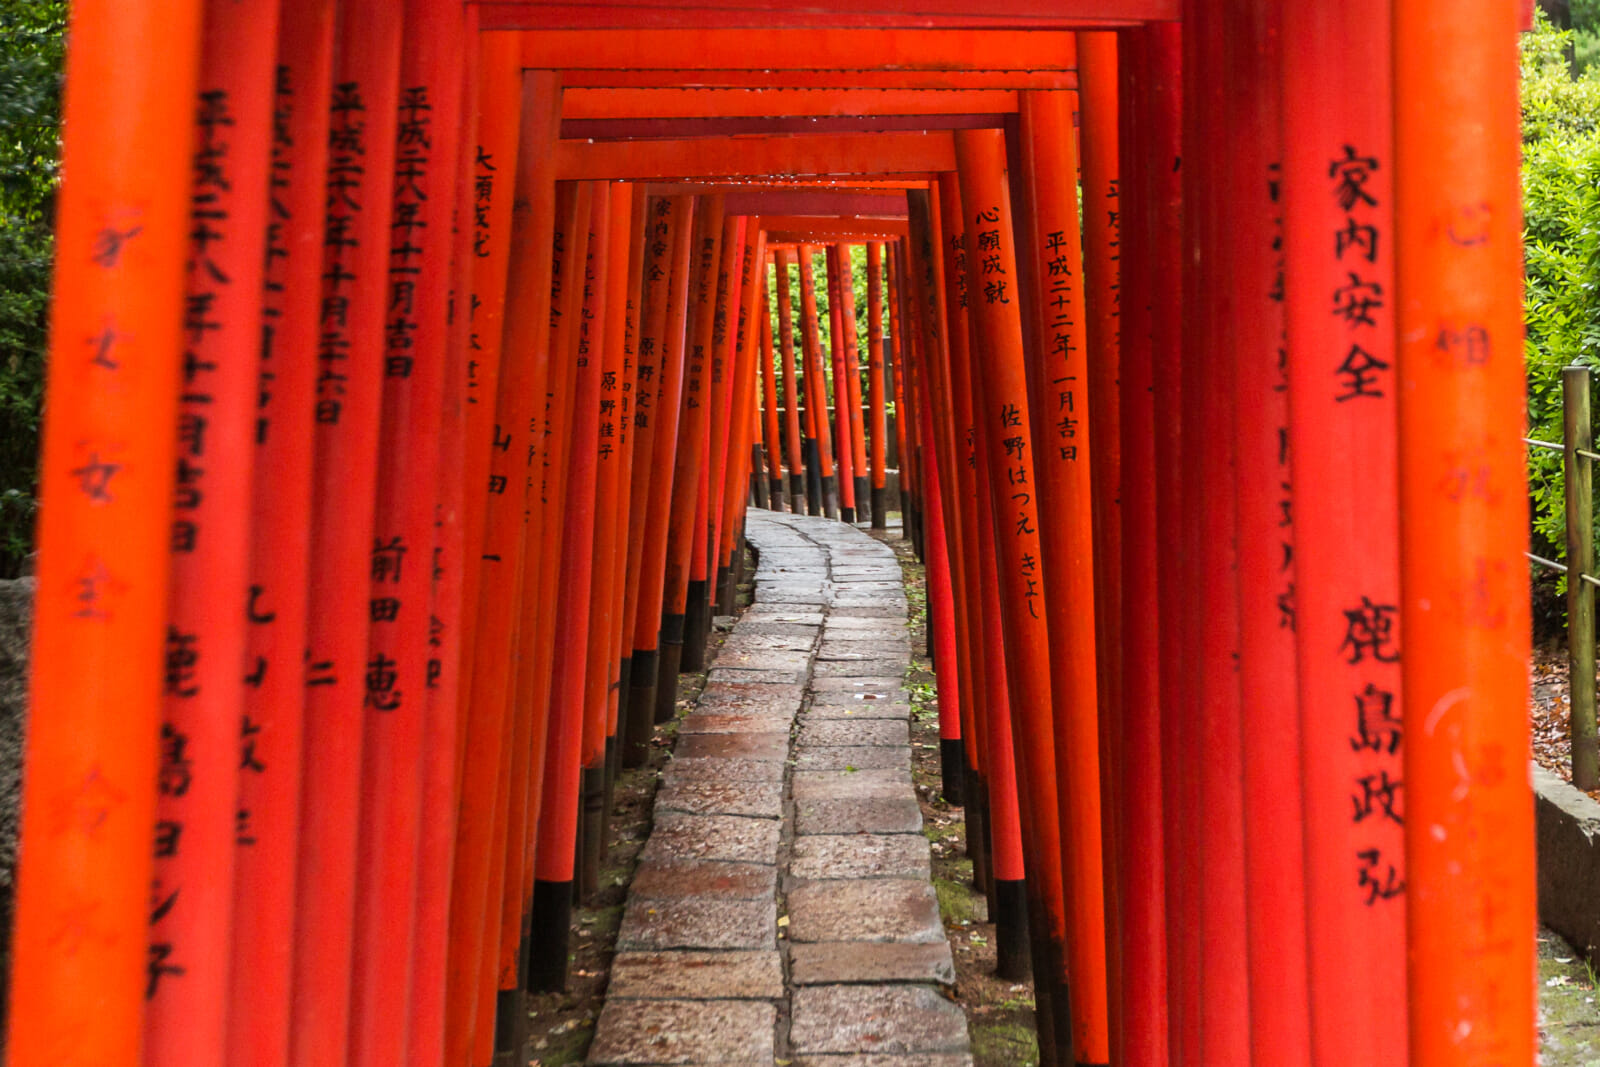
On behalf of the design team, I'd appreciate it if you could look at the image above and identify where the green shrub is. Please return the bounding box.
[0,2,64,577]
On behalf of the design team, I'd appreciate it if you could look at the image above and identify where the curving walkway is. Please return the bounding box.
[587,510,972,1066]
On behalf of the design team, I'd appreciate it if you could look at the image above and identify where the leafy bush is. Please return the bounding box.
[0,1,64,577]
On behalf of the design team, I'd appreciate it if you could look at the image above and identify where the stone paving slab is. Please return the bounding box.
[789,942,956,986]
[630,859,778,901]
[655,778,784,819]
[800,702,913,721]
[789,834,932,880]
[794,796,923,836]
[589,999,777,1065]
[662,757,786,785]
[793,745,915,771]
[789,986,969,1056]
[796,719,910,747]
[639,813,782,865]
[673,731,790,761]
[609,951,786,1001]
[677,712,796,735]
[589,511,966,1067]
[787,880,944,944]
[618,897,778,951]
[791,768,915,798]
[795,1055,973,1067]
[807,676,907,693]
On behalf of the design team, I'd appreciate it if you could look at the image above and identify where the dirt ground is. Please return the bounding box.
[891,534,1043,1066]
[523,633,721,1065]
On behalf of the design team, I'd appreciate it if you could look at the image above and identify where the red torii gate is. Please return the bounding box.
[8,2,1534,1067]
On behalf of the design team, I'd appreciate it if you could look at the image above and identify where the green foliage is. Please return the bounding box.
[0,1,65,576]
[1523,14,1600,590]
[765,244,888,419]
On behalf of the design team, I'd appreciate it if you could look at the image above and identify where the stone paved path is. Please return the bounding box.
[588,510,973,1066]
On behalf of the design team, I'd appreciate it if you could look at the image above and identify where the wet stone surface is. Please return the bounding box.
[787,880,945,944]
[794,796,924,836]
[587,511,967,1066]
[789,834,933,881]
[789,985,970,1056]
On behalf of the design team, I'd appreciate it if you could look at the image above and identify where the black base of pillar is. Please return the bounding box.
[493,987,525,1066]
[682,581,711,672]
[870,486,889,529]
[579,763,606,900]
[823,475,840,520]
[653,618,685,724]
[841,504,856,523]
[853,475,871,525]
[1033,964,1062,1067]
[525,879,573,993]
[714,562,734,617]
[622,648,657,768]
[994,878,1032,981]
[803,439,824,515]
[966,772,989,897]
[602,727,620,850]
[939,737,965,807]
[770,478,786,511]
[788,471,805,514]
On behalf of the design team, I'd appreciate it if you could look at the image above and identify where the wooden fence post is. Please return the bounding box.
[1567,364,1597,790]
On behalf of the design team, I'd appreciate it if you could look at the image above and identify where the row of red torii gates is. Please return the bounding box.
[9,0,1538,1065]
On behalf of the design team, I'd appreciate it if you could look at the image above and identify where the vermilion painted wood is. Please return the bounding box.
[701,216,750,638]
[144,2,275,1067]
[886,246,913,514]
[1394,1,1535,1061]
[1016,89,1110,1065]
[480,0,1178,29]
[934,172,993,890]
[716,228,769,575]
[836,244,870,514]
[1281,4,1406,1063]
[565,114,1008,141]
[825,244,858,518]
[1074,33,1124,1064]
[436,36,519,1064]
[625,195,696,759]
[347,3,463,1061]
[952,130,1076,1053]
[1217,4,1311,1066]
[866,243,889,498]
[1134,26,1185,1067]
[560,69,1078,90]
[759,261,785,506]
[496,183,590,1030]
[150,2,278,1058]
[554,132,956,182]
[443,66,552,1067]
[228,3,333,1063]
[561,87,1022,120]
[657,195,724,694]
[5,0,202,1060]
[289,3,402,1061]
[797,245,839,516]
[1184,7,1252,1060]
[520,28,1090,70]
[1113,26,1170,1066]
[533,179,610,907]
[722,190,909,218]
[765,220,911,241]
[774,249,806,510]
[410,7,476,1060]
[602,187,650,756]
[901,194,965,767]
[582,183,636,810]
[617,193,679,759]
